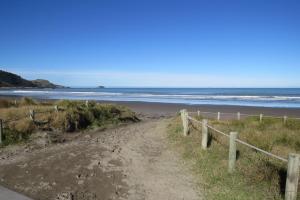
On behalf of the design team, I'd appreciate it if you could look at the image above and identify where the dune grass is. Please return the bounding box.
[0,98,139,146]
[167,114,300,200]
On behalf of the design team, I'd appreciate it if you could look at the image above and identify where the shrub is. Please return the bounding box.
[19,97,37,106]
[2,118,35,145]
[0,100,138,145]
[56,100,85,109]
[285,119,300,130]
[0,99,13,108]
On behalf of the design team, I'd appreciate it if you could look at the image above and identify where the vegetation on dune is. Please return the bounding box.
[0,97,38,108]
[0,99,15,108]
[167,114,300,200]
[0,98,139,146]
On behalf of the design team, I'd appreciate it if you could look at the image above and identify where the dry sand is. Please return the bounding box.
[0,119,202,200]
[100,101,300,118]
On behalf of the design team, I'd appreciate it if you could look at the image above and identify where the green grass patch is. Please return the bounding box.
[167,114,300,200]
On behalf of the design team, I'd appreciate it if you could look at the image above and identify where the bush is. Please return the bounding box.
[285,119,300,130]
[19,97,37,106]
[2,118,35,145]
[0,100,138,145]
[0,99,13,108]
[49,101,137,132]
[56,100,83,108]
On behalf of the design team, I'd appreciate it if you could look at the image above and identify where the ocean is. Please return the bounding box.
[1,88,300,108]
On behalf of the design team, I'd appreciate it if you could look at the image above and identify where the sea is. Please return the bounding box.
[1,88,300,108]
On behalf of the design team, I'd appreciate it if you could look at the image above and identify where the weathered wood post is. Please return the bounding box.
[197,110,200,117]
[217,112,221,121]
[85,100,89,107]
[29,109,35,121]
[14,99,17,106]
[0,119,3,144]
[201,119,208,150]
[180,109,189,136]
[284,116,288,125]
[228,132,238,173]
[285,153,300,200]
[237,112,241,121]
[54,105,59,112]
[260,114,263,123]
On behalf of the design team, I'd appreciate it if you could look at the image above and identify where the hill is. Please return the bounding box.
[0,70,35,88]
[31,79,65,88]
[0,70,65,88]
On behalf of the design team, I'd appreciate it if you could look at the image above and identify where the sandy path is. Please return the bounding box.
[119,119,201,200]
[0,119,202,200]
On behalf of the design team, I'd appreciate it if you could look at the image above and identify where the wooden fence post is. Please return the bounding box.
[228,132,238,173]
[260,114,263,123]
[29,110,35,121]
[85,100,89,107]
[54,105,59,112]
[237,112,241,121]
[202,119,208,150]
[180,109,189,136]
[197,110,200,117]
[284,116,288,125]
[217,112,221,121]
[285,153,300,200]
[0,119,3,144]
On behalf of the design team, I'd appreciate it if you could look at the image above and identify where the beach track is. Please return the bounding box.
[0,119,202,200]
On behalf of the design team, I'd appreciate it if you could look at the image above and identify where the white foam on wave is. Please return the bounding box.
[1,90,300,102]
[128,94,300,101]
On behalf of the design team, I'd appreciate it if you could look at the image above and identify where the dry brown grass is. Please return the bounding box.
[0,99,14,108]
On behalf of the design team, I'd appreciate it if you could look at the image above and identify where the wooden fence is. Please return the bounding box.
[180,109,300,200]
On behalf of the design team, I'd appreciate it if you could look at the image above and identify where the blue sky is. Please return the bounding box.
[0,0,300,87]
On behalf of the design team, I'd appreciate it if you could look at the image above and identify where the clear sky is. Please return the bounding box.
[0,0,300,87]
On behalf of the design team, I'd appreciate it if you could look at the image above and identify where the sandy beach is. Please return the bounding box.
[98,100,300,118]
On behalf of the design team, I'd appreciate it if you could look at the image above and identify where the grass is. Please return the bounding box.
[167,114,300,200]
[0,98,139,146]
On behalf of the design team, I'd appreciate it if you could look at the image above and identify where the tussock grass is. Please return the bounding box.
[0,98,138,146]
[0,99,14,108]
[167,114,300,200]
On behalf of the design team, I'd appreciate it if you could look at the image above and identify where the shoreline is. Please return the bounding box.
[1,95,300,118]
